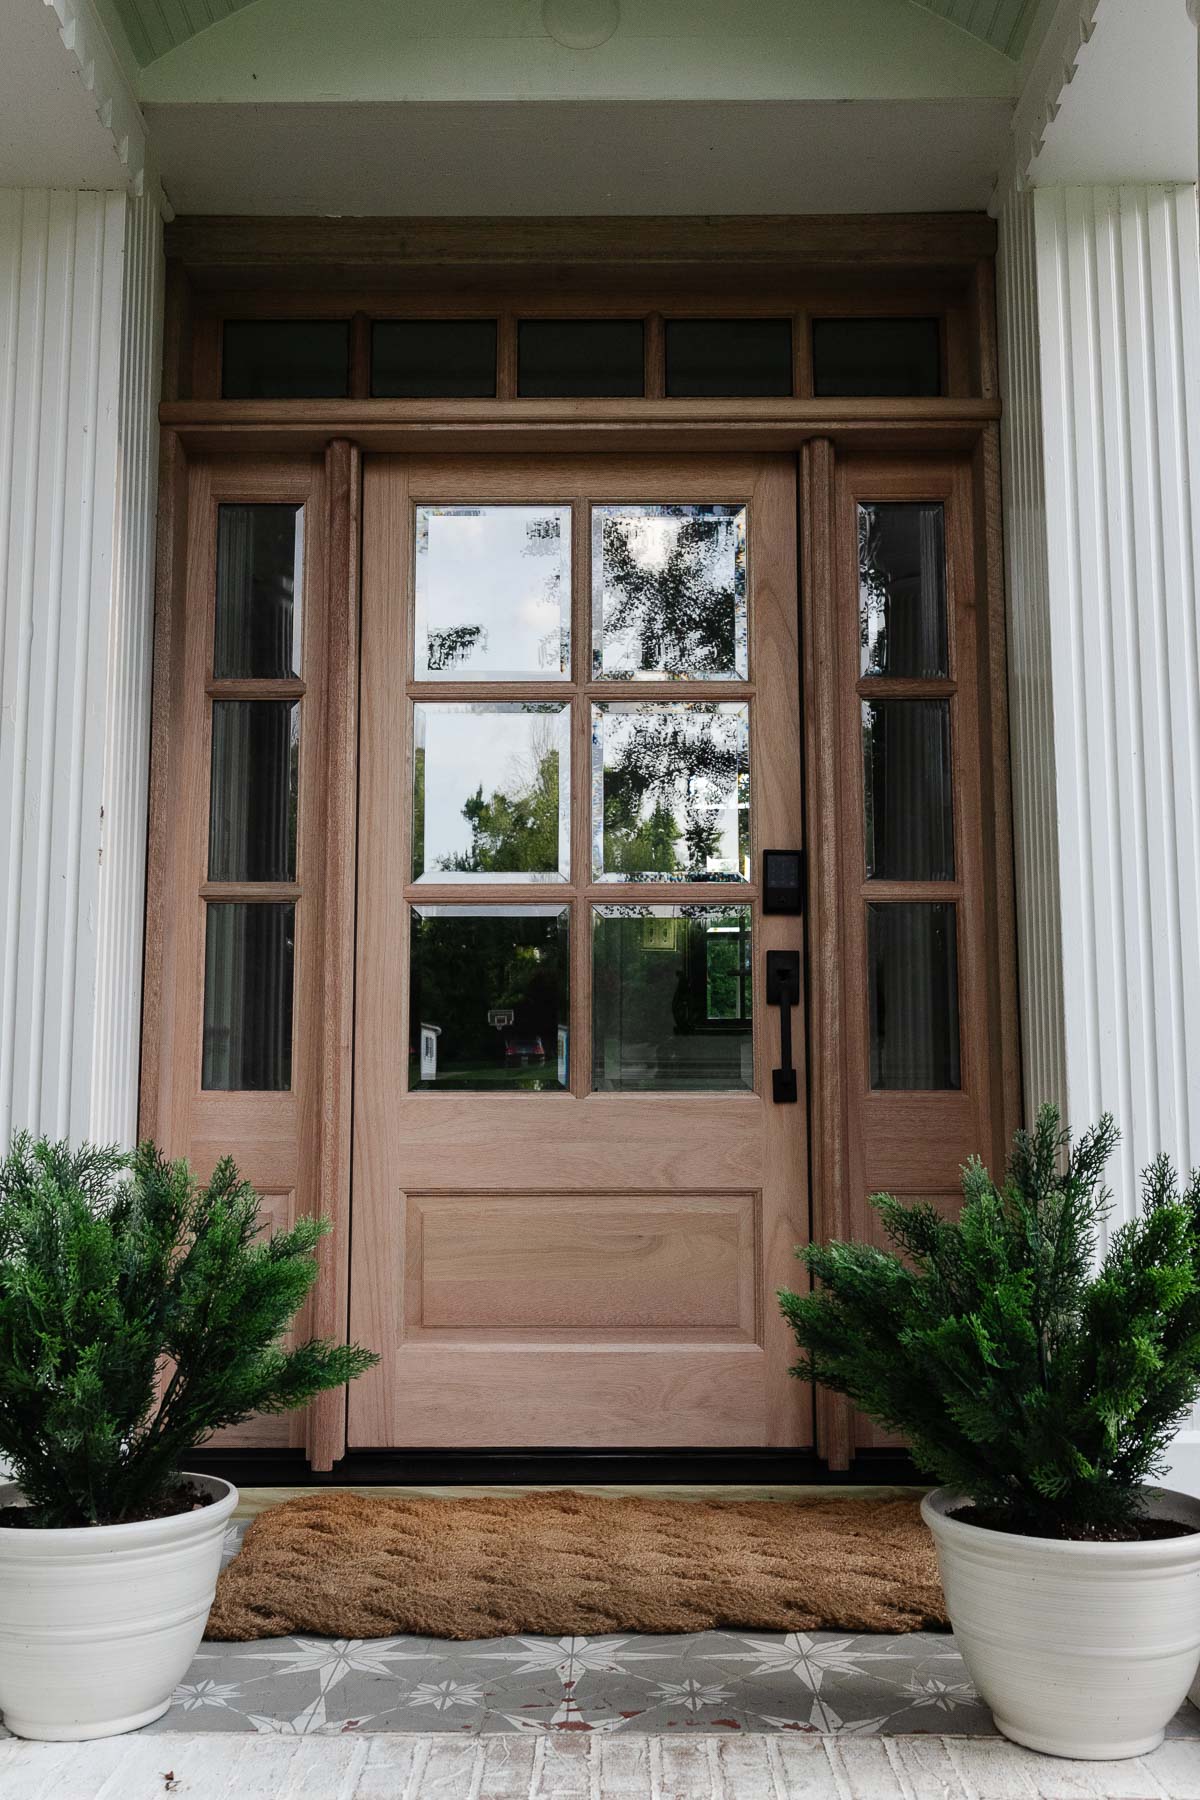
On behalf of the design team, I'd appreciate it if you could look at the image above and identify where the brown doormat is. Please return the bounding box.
[206,1490,946,1642]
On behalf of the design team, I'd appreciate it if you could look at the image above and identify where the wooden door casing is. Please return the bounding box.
[349,453,811,1450]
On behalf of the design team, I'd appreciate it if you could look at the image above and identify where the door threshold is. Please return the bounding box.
[189,1446,926,1487]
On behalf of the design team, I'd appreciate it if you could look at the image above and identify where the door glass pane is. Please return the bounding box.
[592,702,750,882]
[414,505,571,681]
[410,905,569,1091]
[665,319,792,397]
[518,320,644,397]
[413,703,570,883]
[863,699,954,881]
[593,905,752,1092]
[209,701,300,882]
[203,903,295,1091]
[592,504,747,681]
[868,902,960,1090]
[222,320,350,399]
[372,320,497,398]
[214,504,304,679]
[858,502,947,678]
[812,318,941,397]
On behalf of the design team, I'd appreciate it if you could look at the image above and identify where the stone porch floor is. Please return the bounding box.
[2,1730,1200,1798]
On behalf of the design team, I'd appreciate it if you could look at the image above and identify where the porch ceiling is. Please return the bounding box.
[101,0,1043,82]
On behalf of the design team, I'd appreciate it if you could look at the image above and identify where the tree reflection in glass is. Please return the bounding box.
[592,702,749,882]
[413,704,570,882]
[415,506,571,680]
[592,504,747,680]
[858,502,947,678]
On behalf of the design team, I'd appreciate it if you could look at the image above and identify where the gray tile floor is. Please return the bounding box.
[136,1523,1200,1745]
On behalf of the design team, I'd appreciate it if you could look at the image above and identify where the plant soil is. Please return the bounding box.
[0,1479,215,1530]
[948,1505,1196,1542]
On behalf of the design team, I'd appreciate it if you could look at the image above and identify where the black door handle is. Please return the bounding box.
[766,950,800,1104]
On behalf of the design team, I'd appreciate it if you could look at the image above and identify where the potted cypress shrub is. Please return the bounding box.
[0,1135,377,1741]
[780,1106,1200,1761]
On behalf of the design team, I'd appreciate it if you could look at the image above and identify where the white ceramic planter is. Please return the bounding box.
[922,1485,1200,1760]
[0,1473,237,1741]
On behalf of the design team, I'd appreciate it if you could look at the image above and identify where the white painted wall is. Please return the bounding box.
[0,188,163,1152]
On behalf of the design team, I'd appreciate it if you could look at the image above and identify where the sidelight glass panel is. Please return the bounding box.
[414,505,571,680]
[518,319,644,397]
[592,702,750,882]
[868,902,960,1090]
[862,699,954,881]
[209,701,300,882]
[412,703,570,883]
[214,504,304,679]
[812,317,941,398]
[202,903,295,1091]
[665,318,793,397]
[858,502,948,678]
[593,504,747,681]
[372,319,497,398]
[592,905,752,1092]
[409,905,569,1091]
[222,320,350,399]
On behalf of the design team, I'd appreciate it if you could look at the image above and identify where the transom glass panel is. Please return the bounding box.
[592,504,747,681]
[592,701,750,883]
[412,703,570,883]
[414,505,571,680]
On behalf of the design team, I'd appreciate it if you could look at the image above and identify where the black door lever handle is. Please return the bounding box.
[766,950,800,1104]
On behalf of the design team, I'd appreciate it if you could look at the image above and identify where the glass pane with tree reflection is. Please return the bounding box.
[593,905,752,1091]
[592,504,747,680]
[592,702,749,882]
[858,502,947,678]
[414,505,571,680]
[413,703,569,882]
[409,905,569,1091]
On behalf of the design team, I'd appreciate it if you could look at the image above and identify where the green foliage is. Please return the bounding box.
[0,1136,378,1527]
[779,1106,1200,1535]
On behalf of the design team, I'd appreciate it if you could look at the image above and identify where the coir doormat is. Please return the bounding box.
[206,1490,946,1641]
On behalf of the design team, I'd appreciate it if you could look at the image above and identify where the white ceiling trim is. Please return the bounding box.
[39,0,173,210]
[1008,0,1101,186]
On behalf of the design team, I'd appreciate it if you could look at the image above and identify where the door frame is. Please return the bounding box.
[141,215,1019,1478]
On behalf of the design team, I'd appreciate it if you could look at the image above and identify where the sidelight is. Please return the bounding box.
[858,502,947,679]
[202,903,295,1091]
[214,504,304,679]
[208,701,300,883]
[862,699,954,882]
[867,901,960,1091]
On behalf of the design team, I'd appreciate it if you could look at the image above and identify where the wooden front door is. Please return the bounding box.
[349,454,811,1449]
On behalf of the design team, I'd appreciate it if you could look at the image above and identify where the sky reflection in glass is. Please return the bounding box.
[413,703,570,883]
[414,505,571,680]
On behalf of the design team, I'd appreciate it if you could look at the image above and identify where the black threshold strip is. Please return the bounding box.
[188,1446,927,1487]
